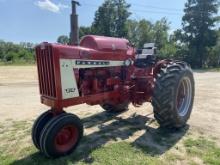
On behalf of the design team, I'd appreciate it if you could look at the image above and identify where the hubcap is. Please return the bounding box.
[177,77,192,117]
[54,125,79,153]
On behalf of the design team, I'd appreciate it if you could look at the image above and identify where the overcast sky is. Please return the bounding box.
[0,0,187,43]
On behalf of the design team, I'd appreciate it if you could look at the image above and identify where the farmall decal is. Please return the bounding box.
[75,60,110,66]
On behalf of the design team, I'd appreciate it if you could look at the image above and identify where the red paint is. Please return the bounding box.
[54,125,79,153]
[35,35,166,113]
[80,35,129,51]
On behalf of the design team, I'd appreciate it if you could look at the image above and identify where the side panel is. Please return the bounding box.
[59,59,125,100]
[60,59,79,99]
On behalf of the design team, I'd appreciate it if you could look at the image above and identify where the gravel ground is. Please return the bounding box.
[0,66,220,139]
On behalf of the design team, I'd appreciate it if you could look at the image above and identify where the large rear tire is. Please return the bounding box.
[100,101,129,113]
[152,61,195,129]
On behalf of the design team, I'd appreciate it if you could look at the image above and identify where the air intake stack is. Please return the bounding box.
[70,0,80,45]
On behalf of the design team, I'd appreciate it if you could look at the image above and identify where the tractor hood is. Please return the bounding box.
[80,35,129,52]
[37,35,134,61]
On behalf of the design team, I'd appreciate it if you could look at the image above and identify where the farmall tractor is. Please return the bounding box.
[32,1,195,158]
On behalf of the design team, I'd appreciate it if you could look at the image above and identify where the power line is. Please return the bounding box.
[131,9,182,16]
[131,4,183,12]
[82,3,183,12]
[82,3,183,16]
[81,3,217,15]
[132,12,142,20]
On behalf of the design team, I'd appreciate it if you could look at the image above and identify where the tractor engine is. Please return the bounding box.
[79,68,118,95]
[36,35,135,109]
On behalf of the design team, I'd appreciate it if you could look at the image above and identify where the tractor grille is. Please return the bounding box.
[36,45,56,98]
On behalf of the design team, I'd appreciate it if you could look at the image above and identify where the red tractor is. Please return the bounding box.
[33,35,194,158]
[32,1,194,158]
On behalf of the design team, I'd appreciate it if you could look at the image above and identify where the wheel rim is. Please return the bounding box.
[177,77,192,117]
[54,125,79,153]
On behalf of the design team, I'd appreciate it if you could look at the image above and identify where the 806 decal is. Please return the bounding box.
[65,88,76,94]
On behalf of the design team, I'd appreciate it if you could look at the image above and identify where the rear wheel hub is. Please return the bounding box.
[177,77,192,117]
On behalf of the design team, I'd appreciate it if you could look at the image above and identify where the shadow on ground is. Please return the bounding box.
[11,111,189,165]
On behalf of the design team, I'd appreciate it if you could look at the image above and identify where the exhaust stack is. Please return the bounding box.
[70,0,80,45]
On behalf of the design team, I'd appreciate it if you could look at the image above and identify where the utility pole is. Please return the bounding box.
[70,0,80,45]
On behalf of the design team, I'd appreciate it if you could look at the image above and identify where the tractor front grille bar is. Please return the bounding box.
[36,45,56,98]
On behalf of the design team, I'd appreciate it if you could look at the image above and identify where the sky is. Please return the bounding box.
[0,0,187,43]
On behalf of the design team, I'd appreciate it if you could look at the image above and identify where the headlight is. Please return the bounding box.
[124,59,133,66]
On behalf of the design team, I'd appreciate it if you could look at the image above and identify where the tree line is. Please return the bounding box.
[58,0,220,68]
[1,0,219,68]
[0,40,35,64]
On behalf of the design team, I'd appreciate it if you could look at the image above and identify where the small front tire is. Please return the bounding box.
[32,110,53,149]
[39,113,83,158]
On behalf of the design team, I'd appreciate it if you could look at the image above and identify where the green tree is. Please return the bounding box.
[137,19,154,48]
[0,40,6,60]
[79,26,92,39]
[0,40,35,64]
[126,19,139,46]
[169,30,189,61]
[92,0,131,37]
[159,42,178,59]
[57,35,70,45]
[153,18,170,50]
[182,0,219,68]
[126,18,172,57]
[126,19,154,48]
[208,29,220,67]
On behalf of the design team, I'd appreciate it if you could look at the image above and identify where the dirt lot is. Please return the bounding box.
[0,66,220,164]
[0,66,220,137]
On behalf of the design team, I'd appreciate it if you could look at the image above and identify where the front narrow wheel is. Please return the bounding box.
[32,110,53,149]
[39,113,83,158]
[152,61,195,129]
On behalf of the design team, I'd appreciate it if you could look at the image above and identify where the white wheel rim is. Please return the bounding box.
[177,77,192,117]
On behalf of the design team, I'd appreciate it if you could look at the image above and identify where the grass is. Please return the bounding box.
[82,142,161,165]
[0,153,14,165]
[0,61,220,71]
[184,137,220,165]
[0,61,35,66]
[194,67,220,72]
[204,68,220,72]
[0,118,220,165]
